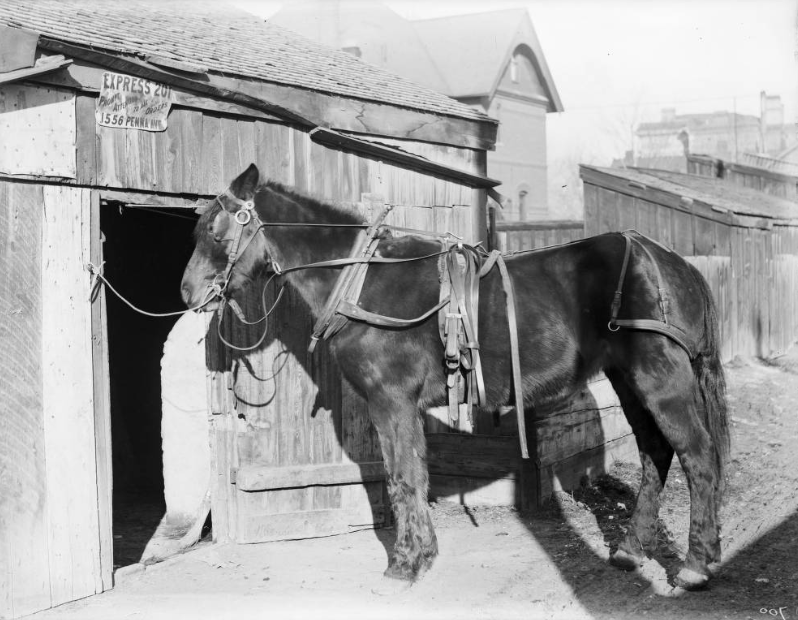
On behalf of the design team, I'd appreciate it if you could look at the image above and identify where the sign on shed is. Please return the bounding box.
[95,71,172,131]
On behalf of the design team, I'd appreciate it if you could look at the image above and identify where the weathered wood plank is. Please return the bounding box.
[219,116,243,189]
[255,121,292,186]
[180,109,204,191]
[238,506,383,543]
[75,95,97,185]
[426,434,520,478]
[237,461,385,491]
[0,182,51,619]
[89,191,113,591]
[199,114,222,195]
[236,117,257,177]
[0,83,76,178]
[41,186,101,605]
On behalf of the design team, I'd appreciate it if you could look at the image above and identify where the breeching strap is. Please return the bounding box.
[609,231,695,359]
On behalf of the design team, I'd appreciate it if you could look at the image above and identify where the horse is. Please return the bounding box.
[181,164,729,590]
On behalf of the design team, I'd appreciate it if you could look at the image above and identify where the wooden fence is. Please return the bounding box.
[495,219,584,252]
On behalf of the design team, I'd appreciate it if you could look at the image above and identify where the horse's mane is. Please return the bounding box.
[194,180,362,242]
[261,180,362,226]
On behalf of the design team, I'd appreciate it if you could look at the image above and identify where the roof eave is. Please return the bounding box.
[37,36,498,150]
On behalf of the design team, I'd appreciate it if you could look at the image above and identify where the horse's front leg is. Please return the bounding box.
[368,391,438,581]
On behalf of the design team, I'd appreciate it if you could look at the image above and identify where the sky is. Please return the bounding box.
[233,0,797,213]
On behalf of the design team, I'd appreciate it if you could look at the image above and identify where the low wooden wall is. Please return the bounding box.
[495,219,584,253]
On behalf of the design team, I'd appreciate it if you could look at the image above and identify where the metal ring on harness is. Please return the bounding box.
[235,209,252,225]
[607,320,620,332]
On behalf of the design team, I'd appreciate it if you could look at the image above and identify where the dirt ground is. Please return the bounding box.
[31,349,798,620]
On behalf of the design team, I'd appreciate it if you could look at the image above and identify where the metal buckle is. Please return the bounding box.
[235,209,252,225]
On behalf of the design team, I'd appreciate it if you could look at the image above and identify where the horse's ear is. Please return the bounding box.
[229,163,260,201]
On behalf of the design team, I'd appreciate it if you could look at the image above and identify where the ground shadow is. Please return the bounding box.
[515,464,798,618]
[203,273,393,559]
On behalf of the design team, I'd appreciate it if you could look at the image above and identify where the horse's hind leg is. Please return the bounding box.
[605,368,674,570]
[368,391,438,581]
[608,349,723,590]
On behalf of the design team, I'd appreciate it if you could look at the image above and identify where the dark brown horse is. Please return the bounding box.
[181,164,729,590]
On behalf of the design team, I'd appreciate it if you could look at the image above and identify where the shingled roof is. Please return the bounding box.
[0,0,489,123]
[583,165,798,221]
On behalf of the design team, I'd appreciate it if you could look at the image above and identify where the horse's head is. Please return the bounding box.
[181,163,270,311]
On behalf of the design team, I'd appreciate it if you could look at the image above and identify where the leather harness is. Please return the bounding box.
[609,231,695,359]
[212,193,695,462]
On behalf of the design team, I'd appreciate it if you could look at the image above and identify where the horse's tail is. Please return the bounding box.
[688,264,730,485]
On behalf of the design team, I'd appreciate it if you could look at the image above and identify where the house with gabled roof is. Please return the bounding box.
[0,1,511,616]
[270,3,564,221]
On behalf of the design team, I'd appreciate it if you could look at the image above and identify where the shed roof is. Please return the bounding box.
[0,0,489,123]
[582,166,798,221]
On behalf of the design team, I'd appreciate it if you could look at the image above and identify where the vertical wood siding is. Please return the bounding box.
[41,186,103,604]
[0,181,48,619]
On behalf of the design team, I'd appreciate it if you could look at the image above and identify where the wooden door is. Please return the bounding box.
[206,283,388,544]
[0,184,112,618]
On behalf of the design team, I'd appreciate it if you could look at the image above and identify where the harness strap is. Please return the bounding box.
[437,245,485,428]
[610,233,633,324]
[336,297,449,327]
[309,204,393,352]
[609,231,696,359]
[612,319,694,358]
[494,253,529,459]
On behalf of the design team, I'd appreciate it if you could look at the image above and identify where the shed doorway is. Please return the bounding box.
[100,201,200,570]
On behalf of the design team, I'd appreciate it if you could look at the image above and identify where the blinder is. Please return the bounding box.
[207,189,269,320]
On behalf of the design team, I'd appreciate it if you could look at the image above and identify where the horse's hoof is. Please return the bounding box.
[383,563,416,582]
[673,567,710,591]
[610,548,645,571]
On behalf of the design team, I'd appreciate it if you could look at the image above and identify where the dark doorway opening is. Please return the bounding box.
[101,202,198,570]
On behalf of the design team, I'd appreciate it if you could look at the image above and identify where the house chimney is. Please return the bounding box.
[677,129,690,156]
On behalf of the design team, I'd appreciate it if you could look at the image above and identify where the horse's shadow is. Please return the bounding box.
[204,275,393,557]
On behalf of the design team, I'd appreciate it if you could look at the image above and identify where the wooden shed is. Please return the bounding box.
[0,2,502,616]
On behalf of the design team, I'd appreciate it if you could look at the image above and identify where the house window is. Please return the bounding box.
[518,189,528,220]
[510,56,518,83]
